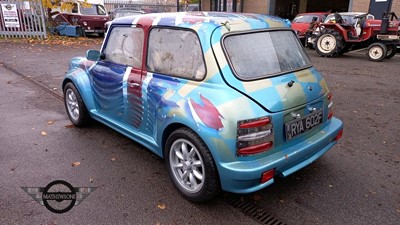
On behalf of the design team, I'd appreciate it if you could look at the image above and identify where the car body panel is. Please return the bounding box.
[291,12,329,38]
[63,12,343,194]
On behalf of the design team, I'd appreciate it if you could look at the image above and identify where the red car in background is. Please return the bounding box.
[291,12,329,44]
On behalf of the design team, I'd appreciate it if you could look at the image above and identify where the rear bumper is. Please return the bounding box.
[218,117,343,194]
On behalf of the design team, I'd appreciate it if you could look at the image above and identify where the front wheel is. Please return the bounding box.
[63,82,90,126]
[165,128,220,202]
[385,44,397,59]
[367,43,387,62]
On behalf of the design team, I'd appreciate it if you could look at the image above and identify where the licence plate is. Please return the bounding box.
[285,109,323,140]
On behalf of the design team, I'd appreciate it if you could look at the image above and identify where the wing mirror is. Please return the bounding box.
[86,50,105,61]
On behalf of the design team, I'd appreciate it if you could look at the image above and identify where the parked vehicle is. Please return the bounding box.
[291,12,329,45]
[52,0,108,37]
[307,12,375,48]
[105,8,145,33]
[62,12,343,202]
[314,12,399,61]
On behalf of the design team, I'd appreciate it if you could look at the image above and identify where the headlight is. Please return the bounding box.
[83,21,87,26]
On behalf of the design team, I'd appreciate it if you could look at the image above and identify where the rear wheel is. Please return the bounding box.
[316,29,344,57]
[367,43,387,62]
[165,128,220,202]
[385,44,397,59]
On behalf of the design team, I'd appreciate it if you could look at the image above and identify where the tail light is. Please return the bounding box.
[237,116,273,156]
[327,92,333,120]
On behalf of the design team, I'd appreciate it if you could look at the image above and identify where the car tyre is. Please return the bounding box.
[165,128,221,203]
[63,82,90,126]
[316,29,343,57]
[367,43,387,62]
[385,44,397,59]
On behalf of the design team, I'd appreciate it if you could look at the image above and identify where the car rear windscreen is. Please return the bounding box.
[223,30,311,80]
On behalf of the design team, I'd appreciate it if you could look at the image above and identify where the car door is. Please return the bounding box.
[90,26,144,130]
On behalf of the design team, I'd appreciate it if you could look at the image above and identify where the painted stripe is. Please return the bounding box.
[175,12,185,26]
[122,66,132,101]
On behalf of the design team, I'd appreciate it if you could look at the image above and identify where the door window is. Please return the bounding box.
[103,27,144,68]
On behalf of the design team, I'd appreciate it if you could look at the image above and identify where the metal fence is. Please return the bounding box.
[104,0,178,14]
[0,0,47,39]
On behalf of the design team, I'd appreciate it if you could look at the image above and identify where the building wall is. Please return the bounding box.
[389,0,399,14]
[351,0,370,12]
[242,0,269,14]
[200,0,400,15]
[351,0,399,16]
[202,0,211,11]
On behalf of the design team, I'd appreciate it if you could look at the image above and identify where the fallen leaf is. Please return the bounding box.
[328,184,333,188]
[7,81,11,84]
[47,120,54,125]
[111,157,116,161]
[253,194,262,201]
[157,204,166,210]
[72,162,81,167]
[41,131,47,136]
[65,124,75,128]
[89,177,94,183]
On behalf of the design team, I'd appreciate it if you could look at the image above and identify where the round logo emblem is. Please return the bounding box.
[42,180,76,214]
[5,4,12,10]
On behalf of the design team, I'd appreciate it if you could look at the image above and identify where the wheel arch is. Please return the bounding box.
[62,69,96,112]
[161,122,187,159]
[161,123,222,178]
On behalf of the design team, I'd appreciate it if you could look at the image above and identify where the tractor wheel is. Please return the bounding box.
[315,29,344,57]
[385,44,397,59]
[367,43,387,62]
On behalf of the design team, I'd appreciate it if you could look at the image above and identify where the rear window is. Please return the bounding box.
[223,30,311,80]
[147,28,206,80]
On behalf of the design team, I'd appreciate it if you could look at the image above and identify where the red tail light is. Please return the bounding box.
[328,111,333,120]
[327,92,333,101]
[237,116,273,156]
[239,117,270,128]
[237,141,273,155]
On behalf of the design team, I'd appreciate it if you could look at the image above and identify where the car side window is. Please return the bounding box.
[103,27,144,68]
[147,28,206,80]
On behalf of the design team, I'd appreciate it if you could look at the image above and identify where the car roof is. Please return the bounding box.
[112,12,291,30]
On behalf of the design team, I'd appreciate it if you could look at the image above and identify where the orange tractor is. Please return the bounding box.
[315,12,400,62]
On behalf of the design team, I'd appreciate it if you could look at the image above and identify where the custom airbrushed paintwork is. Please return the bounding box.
[63,12,343,193]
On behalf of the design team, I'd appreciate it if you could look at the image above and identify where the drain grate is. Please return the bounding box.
[224,193,286,225]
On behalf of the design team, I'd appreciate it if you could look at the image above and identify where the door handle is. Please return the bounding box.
[129,82,140,88]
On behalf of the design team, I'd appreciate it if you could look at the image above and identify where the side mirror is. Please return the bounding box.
[86,50,104,61]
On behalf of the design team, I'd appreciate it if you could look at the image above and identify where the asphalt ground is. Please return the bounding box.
[0,39,399,224]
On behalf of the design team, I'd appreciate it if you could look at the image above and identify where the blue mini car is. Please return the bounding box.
[62,12,343,202]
